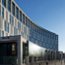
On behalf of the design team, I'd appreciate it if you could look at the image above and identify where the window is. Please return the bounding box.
[8,0,11,12]
[5,21,7,31]
[2,7,4,18]
[2,0,6,7]
[26,19,30,27]
[10,14,11,22]
[0,30,1,37]
[5,21,9,32]
[12,2,15,16]
[11,16,14,25]
[23,14,26,24]
[7,23,9,32]
[10,14,14,25]
[16,7,19,19]
[20,11,22,22]
[2,31,4,37]
[0,5,1,16]
[14,27,18,35]
[29,56,32,63]
[0,42,17,64]
[11,43,17,56]
[6,11,8,21]
[0,43,17,56]
[18,22,21,29]
[2,0,4,5]
[23,42,28,63]
[12,44,16,56]
[12,44,15,51]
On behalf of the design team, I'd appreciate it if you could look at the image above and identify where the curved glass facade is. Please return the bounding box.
[29,41,64,61]
[26,20,58,51]
[0,0,58,51]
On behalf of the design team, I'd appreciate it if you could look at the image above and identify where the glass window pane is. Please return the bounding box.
[14,27,18,35]
[20,11,22,22]
[0,30,1,37]
[12,2,15,16]
[5,21,9,32]
[2,7,4,18]
[16,7,19,19]
[10,15,14,25]
[0,5,1,16]
[23,14,26,24]
[8,0,11,12]
[2,0,6,7]
[2,31,4,37]
[6,11,8,21]
[18,22,21,29]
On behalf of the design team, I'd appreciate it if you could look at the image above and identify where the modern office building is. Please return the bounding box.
[0,35,65,65]
[0,0,65,65]
[0,0,58,51]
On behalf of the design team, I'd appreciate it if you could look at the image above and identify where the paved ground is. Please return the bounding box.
[25,60,65,65]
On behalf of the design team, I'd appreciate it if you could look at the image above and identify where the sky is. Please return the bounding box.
[15,0,65,52]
